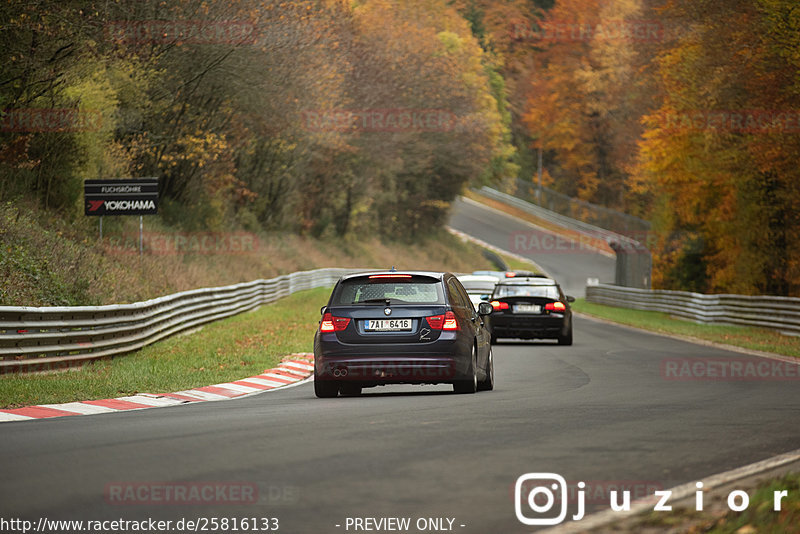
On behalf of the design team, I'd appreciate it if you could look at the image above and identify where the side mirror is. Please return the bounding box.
[478,302,493,316]
[480,294,491,301]
[566,296,575,303]
[320,305,328,315]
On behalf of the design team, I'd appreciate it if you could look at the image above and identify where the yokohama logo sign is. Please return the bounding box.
[85,179,158,216]
[88,200,156,212]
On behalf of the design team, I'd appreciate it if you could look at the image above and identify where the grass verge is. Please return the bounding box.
[0,287,330,409]
[502,255,543,273]
[1,199,502,306]
[701,473,800,534]
[573,299,800,359]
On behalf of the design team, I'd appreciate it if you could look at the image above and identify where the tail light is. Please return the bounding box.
[427,311,459,331]
[545,301,566,312]
[491,300,510,311]
[443,311,458,330]
[320,312,351,332]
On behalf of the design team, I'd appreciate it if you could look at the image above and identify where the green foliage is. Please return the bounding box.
[0,202,96,305]
[573,299,800,359]
[1,0,512,240]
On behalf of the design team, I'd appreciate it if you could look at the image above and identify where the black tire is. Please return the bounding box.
[314,377,339,398]
[453,345,478,394]
[477,348,494,391]
[557,322,573,346]
[339,383,362,396]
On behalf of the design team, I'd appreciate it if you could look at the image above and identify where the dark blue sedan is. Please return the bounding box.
[313,271,494,397]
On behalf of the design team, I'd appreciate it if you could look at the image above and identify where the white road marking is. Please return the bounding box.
[262,372,299,382]
[172,390,231,401]
[115,396,187,407]
[211,383,262,394]
[282,361,314,371]
[38,402,117,415]
[0,412,34,422]
[238,377,286,388]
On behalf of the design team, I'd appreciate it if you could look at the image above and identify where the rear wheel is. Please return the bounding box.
[314,377,339,398]
[557,321,573,346]
[453,345,478,394]
[339,383,362,396]
[477,348,494,391]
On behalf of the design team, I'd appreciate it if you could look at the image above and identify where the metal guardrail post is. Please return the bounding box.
[585,283,800,335]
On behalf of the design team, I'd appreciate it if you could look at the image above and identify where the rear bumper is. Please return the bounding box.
[314,333,468,385]
[490,314,566,339]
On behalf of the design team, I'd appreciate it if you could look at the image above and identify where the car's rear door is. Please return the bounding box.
[446,276,484,364]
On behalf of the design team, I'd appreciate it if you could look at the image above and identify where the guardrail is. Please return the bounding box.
[506,178,651,238]
[479,187,639,246]
[586,283,800,335]
[0,268,364,374]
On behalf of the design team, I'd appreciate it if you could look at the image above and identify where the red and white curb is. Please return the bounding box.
[0,353,314,423]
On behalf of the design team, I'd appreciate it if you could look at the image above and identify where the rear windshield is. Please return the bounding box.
[331,276,445,305]
[461,282,496,293]
[493,284,560,299]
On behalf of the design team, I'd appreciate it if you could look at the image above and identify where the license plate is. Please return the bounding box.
[513,304,541,314]
[364,319,412,331]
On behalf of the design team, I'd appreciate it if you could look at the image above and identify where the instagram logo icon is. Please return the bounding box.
[515,473,584,526]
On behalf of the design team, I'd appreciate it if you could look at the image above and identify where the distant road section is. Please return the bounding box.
[448,197,616,297]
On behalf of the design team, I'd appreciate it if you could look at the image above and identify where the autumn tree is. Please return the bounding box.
[634,0,800,295]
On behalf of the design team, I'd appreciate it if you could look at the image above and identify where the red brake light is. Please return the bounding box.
[443,310,458,330]
[505,272,516,278]
[491,300,510,310]
[320,312,350,332]
[545,301,566,312]
[320,313,335,332]
[368,274,412,279]
[427,314,444,330]
[427,311,458,330]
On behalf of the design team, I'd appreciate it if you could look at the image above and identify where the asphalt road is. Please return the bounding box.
[2,201,799,533]
[448,197,616,297]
